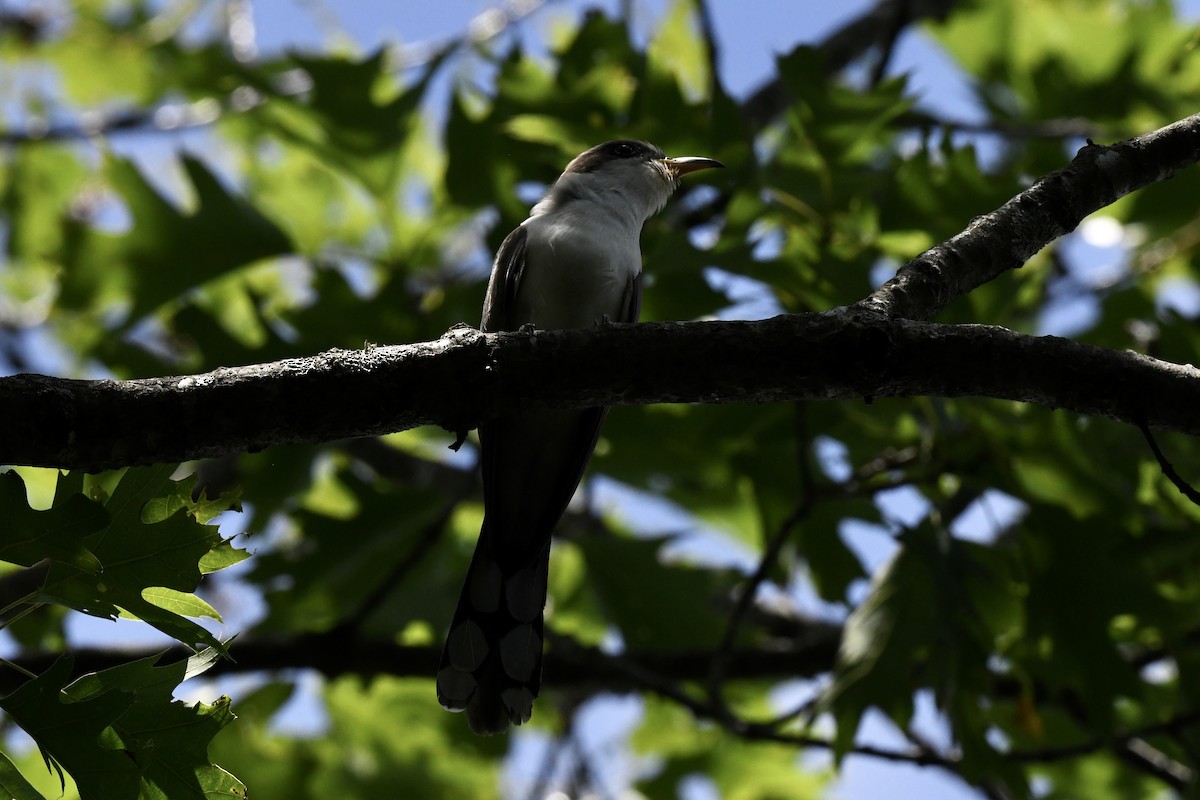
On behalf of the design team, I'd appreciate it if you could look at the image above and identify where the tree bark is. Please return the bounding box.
[2,311,1198,471]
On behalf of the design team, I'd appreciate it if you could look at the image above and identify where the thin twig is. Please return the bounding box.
[1137,419,1200,507]
[693,0,722,91]
[1008,708,1200,766]
[563,633,1200,794]
[1115,738,1192,792]
[0,655,37,680]
[568,725,615,800]
[339,507,453,633]
[526,729,565,800]
[897,109,1099,140]
[868,0,911,88]
[549,633,971,774]
[0,592,41,622]
[706,403,815,709]
[742,0,960,127]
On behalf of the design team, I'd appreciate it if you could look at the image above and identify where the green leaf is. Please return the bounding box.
[0,657,140,800]
[58,154,292,323]
[209,676,503,800]
[38,465,234,653]
[0,471,107,573]
[796,499,872,601]
[646,0,711,103]
[929,0,1185,124]
[140,587,222,621]
[254,49,446,198]
[1017,507,1158,731]
[140,473,241,525]
[602,405,773,549]
[774,46,910,168]
[0,143,89,265]
[577,535,737,650]
[822,523,1020,776]
[249,464,453,635]
[0,750,48,800]
[199,540,252,574]
[45,9,158,106]
[59,650,245,800]
[633,697,828,799]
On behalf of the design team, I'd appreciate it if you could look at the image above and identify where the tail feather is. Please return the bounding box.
[441,410,605,733]
[437,538,550,735]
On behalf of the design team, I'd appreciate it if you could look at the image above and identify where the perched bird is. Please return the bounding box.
[436,140,723,734]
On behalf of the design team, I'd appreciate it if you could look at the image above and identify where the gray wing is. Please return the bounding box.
[482,225,527,333]
[621,270,643,323]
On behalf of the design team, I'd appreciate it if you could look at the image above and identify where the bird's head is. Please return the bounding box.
[537,139,724,221]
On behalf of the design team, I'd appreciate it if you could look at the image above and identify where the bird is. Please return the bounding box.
[436,139,724,734]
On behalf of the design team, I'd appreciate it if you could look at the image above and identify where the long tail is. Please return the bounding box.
[436,530,551,735]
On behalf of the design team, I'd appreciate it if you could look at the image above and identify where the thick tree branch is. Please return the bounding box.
[4,313,1200,471]
[13,626,1198,784]
[859,112,1200,320]
[2,630,841,697]
[6,629,986,782]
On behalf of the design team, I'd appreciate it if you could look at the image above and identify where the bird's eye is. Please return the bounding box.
[613,142,636,157]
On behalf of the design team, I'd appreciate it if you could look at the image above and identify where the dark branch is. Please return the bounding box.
[4,313,1200,471]
[867,0,912,88]
[897,109,1098,140]
[544,634,980,789]
[0,8,51,44]
[1137,420,1200,507]
[742,0,961,127]
[9,614,1197,784]
[858,112,1200,320]
[1008,709,1200,769]
[2,628,841,696]
[693,0,723,91]
[1114,739,1193,793]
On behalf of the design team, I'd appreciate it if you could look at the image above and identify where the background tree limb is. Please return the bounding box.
[858,111,1200,320]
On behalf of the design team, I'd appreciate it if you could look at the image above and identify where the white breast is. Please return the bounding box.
[514,207,641,330]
